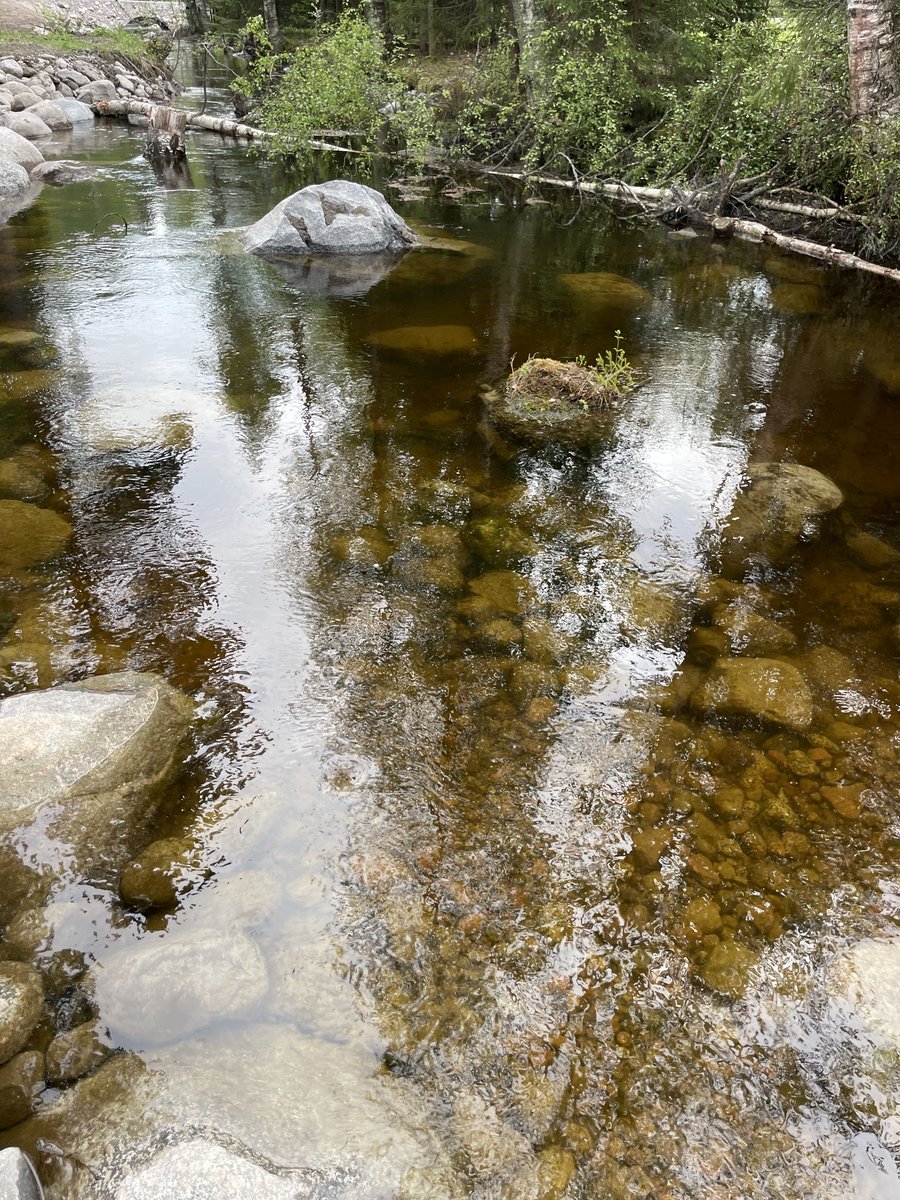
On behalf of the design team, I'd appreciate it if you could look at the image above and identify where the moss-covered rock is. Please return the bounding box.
[0,500,70,573]
[483,358,624,448]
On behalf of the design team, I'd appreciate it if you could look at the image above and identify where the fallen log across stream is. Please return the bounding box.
[480,168,900,285]
[92,99,360,155]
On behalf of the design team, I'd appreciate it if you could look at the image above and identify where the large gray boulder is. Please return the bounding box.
[0,128,42,171]
[54,98,94,123]
[242,180,416,258]
[0,672,194,898]
[0,1148,42,1200]
[719,462,843,576]
[2,112,51,141]
[93,927,269,1046]
[25,101,71,132]
[0,157,28,201]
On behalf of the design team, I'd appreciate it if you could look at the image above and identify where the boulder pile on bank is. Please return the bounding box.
[0,50,176,214]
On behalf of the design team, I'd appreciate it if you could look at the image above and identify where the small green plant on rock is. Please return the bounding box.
[575,331,638,407]
[507,332,637,416]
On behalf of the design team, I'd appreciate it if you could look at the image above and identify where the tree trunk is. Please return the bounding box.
[184,0,208,35]
[847,0,896,119]
[367,0,390,48]
[263,0,283,53]
[507,0,543,102]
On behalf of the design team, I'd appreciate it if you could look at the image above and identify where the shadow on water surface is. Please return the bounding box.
[0,107,900,1199]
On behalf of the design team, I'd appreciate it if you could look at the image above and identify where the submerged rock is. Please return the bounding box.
[93,927,269,1045]
[558,271,649,311]
[484,358,624,448]
[0,962,43,1066]
[364,324,477,356]
[769,282,826,315]
[242,180,415,258]
[46,1019,111,1084]
[698,937,758,998]
[0,1050,44,1129]
[114,1140,305,1200]
[690,657,814,730]
[0,499,70,572]
[840,936,900,1048]
[718,462,843,577]
[118,836,203,910]
[710,602,796,656]
[386,231,493,287]
[0,672,193,893]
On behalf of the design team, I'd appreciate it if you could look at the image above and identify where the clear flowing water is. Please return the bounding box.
[2,89,900,1199]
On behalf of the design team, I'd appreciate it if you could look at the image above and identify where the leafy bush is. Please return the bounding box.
[237,11,437,165]
[526,14,633,175]
[634,12,852,191]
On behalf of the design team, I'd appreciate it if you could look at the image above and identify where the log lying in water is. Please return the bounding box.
[481,168,900,284]
[93,99,359,155]
[710,216,900,283]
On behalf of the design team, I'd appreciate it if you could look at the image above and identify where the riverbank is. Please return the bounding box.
[0,44,177,219]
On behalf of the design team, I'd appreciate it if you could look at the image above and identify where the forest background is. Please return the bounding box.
[182,0,900,260]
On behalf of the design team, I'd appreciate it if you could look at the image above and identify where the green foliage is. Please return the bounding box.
[0,22,154,62]
[634,12,852,191]
[526,12,633,175]
[238,11,437,165]
[576,331,637,404]
[437,41,521,160]
[847,120,900,257]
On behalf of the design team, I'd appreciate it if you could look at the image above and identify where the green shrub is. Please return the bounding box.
[634,13,851,190]
[238,11,437,166]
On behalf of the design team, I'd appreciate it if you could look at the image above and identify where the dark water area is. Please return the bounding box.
[2,92,900,1199]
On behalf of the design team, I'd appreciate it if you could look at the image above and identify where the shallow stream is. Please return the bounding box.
[3,74,900,1199]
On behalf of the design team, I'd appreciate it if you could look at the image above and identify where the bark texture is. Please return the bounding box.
[847,0,896,118]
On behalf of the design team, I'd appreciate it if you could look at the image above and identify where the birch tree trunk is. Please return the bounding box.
[263,0,283,53]
[508,0,544,102]
[847,0,896,119]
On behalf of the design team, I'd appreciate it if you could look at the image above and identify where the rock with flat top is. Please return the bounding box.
[0,673,193,900]
[719,462,843,576]
[690,656,814,730]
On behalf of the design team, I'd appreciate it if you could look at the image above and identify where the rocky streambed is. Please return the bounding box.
[1,119,900,1199]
